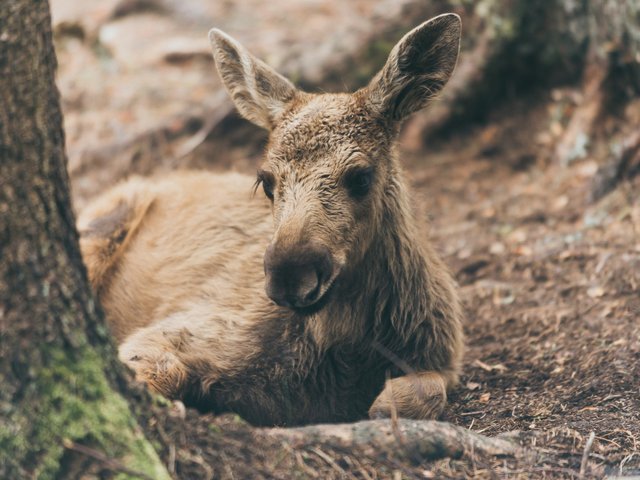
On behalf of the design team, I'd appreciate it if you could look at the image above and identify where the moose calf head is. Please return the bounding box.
[209,14,461,310]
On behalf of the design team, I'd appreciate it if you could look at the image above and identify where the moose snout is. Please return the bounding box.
[264,242,334,309]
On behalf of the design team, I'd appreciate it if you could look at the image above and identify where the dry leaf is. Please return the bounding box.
[466,382,481,391]
[492,289,515,306]
[489,242,506,255]
[553,195,569,210]
[514,246,533,257]
[587,286,605,298]
[578,406,599,413]
[473,359,508,372]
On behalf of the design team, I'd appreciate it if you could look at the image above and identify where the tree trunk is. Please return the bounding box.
[0,2,169,478]
[414,0,640,141]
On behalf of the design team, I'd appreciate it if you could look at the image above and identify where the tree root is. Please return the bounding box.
[554,61,608,166]
[590,129,640,202]
[265,419,522,464]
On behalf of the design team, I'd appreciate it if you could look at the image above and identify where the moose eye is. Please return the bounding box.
[344,167,374,198]
[256,169,275,201]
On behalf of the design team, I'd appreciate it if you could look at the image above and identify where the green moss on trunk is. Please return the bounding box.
[1,347,169,479]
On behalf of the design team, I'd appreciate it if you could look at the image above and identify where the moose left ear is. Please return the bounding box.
[366,13,461,123]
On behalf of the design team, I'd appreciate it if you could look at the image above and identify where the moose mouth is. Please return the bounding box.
[290,277,338,316]
[265,266,341,316]
[289,257,346,315]
[264,246,343,314]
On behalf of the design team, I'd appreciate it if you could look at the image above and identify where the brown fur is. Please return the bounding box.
[78,14,465,426]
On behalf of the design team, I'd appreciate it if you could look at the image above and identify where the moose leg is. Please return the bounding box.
[368,371,450,420]
[118,326,196,400]
[116,308,262,404]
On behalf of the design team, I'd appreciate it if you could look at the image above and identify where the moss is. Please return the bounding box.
[209,424,224,435]
[0,345,170,479]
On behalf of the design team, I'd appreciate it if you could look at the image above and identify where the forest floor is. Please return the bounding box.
[415,97,640,478]
[52,0,639,478]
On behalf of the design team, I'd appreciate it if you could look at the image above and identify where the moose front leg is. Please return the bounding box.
[118,328,193,400]
[116,313,251,402]
[368,371,449,420]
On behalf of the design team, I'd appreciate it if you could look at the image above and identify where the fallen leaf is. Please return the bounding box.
[466,382,481,391]
[480,207,496,218]
[587,286,605,298]
[508,229,528,243]
[578,406,599,413]
[576,160,598,178]
[553,195,569,210]
[514,246,533,257]
[489,242,506,255]
[492,289,515,306]
[473,359,508,372]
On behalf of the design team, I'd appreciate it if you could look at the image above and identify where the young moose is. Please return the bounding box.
[78,14,464,426]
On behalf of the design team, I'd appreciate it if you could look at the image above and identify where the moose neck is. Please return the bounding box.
[365,169,433,339]
[316,161,438,353]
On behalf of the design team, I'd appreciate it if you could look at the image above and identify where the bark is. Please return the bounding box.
[0,2,169,478]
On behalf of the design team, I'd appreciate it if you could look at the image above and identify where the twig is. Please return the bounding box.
[311,447,357,480]
[220,451,236,480]
[179,450,214,480]
[370,340,416,376]
[293,449,320,478]
[349,455,375,480]
[595,394,623,406]
[385,370,407,455]
[460,410,487,417]
[619,452,639,476]
[172,91,233,160]
[62,439,156,480]
[579,431,595,478]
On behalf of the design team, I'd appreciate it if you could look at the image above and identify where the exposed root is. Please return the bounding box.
[266,419,522,464]
[590,129,640,202]
[554,62,608,166]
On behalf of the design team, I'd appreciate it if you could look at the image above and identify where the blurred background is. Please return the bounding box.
[51,0,639,475]
[51,0,640,206]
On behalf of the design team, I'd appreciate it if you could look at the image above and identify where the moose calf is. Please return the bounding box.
[78,13,464,426]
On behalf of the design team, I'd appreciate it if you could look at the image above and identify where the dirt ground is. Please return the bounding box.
[418,97,640,477]
[51,0,639,477]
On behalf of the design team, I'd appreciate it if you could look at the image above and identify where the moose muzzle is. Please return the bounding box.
[263,241,334,309]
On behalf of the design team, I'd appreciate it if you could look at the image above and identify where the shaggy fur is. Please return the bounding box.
[78,14,464,426]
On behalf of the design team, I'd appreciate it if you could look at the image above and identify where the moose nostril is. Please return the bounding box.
[296,268,321,303]
[263,243,333,308]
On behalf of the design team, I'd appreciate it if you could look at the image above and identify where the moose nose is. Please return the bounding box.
[263,242,333,308]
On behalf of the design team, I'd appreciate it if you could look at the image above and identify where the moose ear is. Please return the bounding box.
[209,29,298,130]
[366,13,461,122]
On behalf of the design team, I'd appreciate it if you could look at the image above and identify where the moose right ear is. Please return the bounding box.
[366,14,461,123]
[209,29,298,131]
